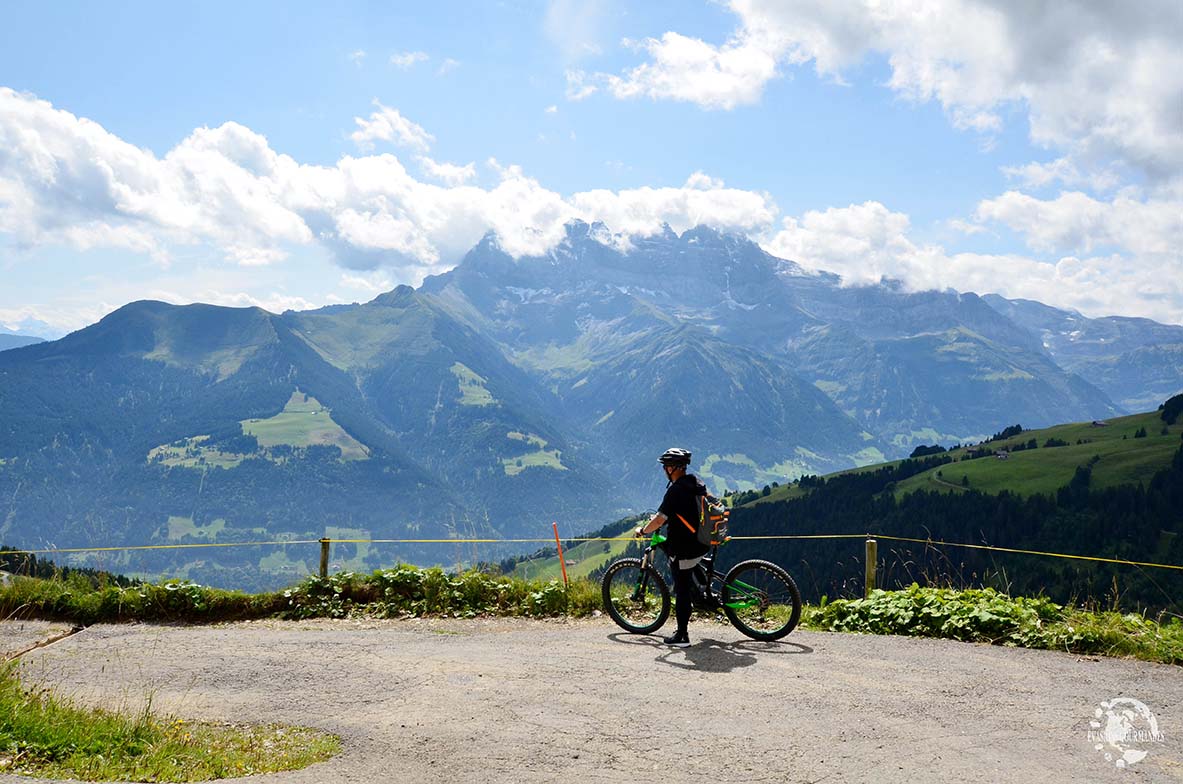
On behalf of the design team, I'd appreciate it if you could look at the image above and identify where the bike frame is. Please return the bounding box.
[639,532,766,611]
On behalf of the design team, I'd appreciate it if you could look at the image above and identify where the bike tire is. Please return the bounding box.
[601,558,671,634]
[721,559,802,641]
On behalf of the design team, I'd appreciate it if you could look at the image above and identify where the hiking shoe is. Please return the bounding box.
[663,632,691,648]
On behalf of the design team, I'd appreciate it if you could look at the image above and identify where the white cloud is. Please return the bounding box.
[947,218,986,237]
[340,271,395,293]
[0,302,114,338]
[349,101,435,152]
[589,0,1183,190]
[765,201,917,284]
[595,29,781,110]
[0,88,311,267]
[974,190,1183,257]
[763,199,1183,325]
[570,171,776,241]
[178,289,321,314]
[349,50,366,66]
[545,105,558,114]
[436,58,461,76]
[564,70,599,100]
[389,51,429,69]
[544,0,610,62]
[417,156,477,186]
[3,87,1178,326]
[1,90,783,287]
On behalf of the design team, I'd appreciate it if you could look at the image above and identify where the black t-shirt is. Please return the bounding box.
[658,474,710,558]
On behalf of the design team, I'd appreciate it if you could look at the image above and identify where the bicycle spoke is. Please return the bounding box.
[721,560,801,640]
[601,558,671,634]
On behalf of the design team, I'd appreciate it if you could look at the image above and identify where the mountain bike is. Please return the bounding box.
[601,531,802,641]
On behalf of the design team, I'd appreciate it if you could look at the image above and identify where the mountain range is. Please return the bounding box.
[0,333,44,351]
[1,222,1180,587]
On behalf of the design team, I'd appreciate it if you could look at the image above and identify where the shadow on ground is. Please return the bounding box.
[608,631,813,672]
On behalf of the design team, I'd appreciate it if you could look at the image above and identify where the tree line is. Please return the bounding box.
[725,440,1183,613]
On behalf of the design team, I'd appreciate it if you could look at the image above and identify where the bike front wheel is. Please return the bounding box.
[721,559,802,641]
[601,557,671,634]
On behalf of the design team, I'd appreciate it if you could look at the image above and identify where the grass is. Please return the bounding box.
[506,431,546,448]
[699,452,847,494]
[242,390,369,460]
[0,662,338,781]
[892,411,1180,498]
[323,526,372,567]
[153,390,369,468]
[257,548,311,576]
[450,362,496,407]
[148,390,370,469]
[285,295,441,372]
[166,516,226,542]
[511,536,632,581]
[147,436,246,470]
[745,484,807,506]
[502,431,567,475]
[502,449,566,475]
[753,410,1180,505]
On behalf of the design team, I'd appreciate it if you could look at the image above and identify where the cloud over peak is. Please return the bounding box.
[1,86,1179,326]
[0,89,781,284]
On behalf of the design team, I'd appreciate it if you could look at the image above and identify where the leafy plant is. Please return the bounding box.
[280,566,600,620]
[806,585,1182,664]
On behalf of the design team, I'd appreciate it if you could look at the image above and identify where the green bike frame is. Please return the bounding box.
[643,531,763,612]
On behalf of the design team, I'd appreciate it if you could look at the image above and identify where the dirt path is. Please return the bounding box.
[3,617,1180,783]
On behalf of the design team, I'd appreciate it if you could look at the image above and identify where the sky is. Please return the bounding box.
[1,0,1181,338]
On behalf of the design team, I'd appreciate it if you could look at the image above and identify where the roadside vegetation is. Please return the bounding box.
[2,567,1179,665]
[807,585,1183,665]
[0,662,338,781]
[0,566,601,626]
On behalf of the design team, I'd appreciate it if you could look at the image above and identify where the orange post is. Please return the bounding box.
[552,522,569,586]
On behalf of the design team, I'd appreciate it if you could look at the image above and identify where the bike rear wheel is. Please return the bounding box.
[721,559,802,641]
[601,557,671,634]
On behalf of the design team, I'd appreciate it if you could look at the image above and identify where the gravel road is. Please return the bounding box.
[3,617,1180,783]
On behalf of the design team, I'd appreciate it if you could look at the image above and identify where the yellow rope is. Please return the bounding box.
[5,533,1181,573]
[870,534,1183,572]
[728,534,870,540]
[6,540,320,554]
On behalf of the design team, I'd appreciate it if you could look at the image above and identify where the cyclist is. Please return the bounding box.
[635,447,710,647]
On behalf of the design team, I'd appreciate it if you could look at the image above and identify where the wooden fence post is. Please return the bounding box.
[864,538,877,598]
[319,538,330,579]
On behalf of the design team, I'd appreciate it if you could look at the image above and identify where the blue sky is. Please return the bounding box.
[2,0,1180,337]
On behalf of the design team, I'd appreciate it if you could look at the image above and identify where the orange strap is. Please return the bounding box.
[675,513,696,534]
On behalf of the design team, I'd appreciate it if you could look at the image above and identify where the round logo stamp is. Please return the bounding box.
[1088,697,1166,769]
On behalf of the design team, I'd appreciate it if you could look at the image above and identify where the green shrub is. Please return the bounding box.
[806,584,1182,664]
[0,576,282,625]
[278,566,598,620]
[6,570,1179,666]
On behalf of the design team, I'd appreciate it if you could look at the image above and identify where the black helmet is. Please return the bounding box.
[658,447,691,467]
